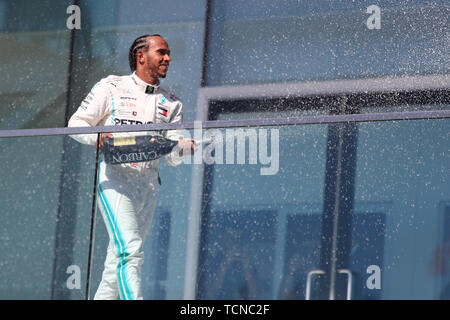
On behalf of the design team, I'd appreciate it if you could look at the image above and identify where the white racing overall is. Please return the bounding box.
[68,72,184,299]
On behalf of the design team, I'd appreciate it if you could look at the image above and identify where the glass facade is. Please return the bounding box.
[0,0,71,129]
[206,0,449,86]
[0,0,448,300]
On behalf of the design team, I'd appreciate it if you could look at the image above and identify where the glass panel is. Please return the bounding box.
[196,124,328,299]
[0,133,98,299]
[70,0,206,123]
[88,124,328,300]
[87,117,450,300]
[206,0,449,86]
[352,118,450,299]
[0,0,71,129]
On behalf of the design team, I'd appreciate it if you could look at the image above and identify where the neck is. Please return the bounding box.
[135,70,159,86]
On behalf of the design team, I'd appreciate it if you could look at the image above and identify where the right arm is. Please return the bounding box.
[68,81,110,146]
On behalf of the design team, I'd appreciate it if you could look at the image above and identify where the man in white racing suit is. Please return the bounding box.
[68,34,196,300]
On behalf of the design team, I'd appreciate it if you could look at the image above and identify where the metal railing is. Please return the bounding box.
[1,109,449,138]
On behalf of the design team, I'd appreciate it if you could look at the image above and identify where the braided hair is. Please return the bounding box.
[128,34,162,71]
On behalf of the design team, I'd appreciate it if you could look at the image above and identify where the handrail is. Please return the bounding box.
[0,109,449,138]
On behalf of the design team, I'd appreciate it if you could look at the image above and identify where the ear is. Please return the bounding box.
[137,50,145,65]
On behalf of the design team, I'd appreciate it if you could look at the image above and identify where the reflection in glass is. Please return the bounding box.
[0,134,97,299]
[207,0,449,86]
[0,1,71,129]
[198,209,277,299]
[195,124,328,299]
[354,119,450,299]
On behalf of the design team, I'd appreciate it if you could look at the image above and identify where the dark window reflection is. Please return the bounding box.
[277,214,322,300]
[432,206,450,300]
[197,210,277,299]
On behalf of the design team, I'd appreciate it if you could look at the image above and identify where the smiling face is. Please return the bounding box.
[136,35,171,84]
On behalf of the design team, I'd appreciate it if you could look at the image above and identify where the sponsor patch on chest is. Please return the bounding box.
[116,109,138,117]
[119,101,137,108]
[114,118,152,125]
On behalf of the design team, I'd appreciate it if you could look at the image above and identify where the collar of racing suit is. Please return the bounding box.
[131,72,159,94]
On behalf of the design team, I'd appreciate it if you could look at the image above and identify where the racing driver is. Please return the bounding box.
[68,34,197,300]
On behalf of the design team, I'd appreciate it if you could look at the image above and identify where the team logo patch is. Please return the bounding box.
[160,95,166,104]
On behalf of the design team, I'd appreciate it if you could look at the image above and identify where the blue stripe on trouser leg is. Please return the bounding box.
[98,184,134,300]
[98,186,133,300]
[94,159,158,300]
